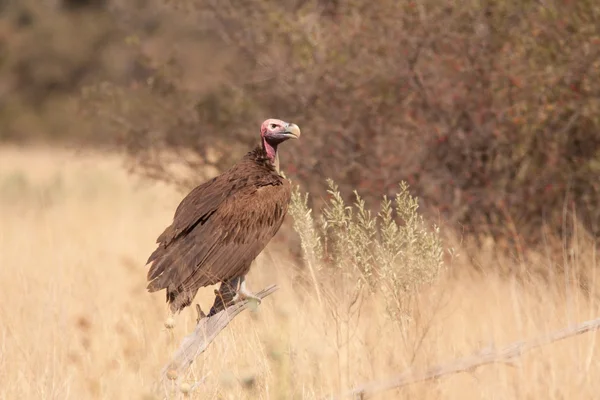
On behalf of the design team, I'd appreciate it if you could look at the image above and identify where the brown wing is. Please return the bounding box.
[146,179,291,309]
[149,176,228,250]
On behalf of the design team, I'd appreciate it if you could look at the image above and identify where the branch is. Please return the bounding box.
[157,284,279,387]
[331,316,600,399]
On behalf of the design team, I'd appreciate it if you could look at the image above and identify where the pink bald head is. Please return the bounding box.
[260,119,301,139]
[259,118,301,162]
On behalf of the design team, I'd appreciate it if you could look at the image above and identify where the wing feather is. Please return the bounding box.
[151,176,228,251]
[146,178,291,308]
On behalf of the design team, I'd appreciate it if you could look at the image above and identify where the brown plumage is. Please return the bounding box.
[145,118,301,314]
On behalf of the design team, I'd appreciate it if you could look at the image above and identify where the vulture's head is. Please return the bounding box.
[260,118,301,145]
[259,118,301,167]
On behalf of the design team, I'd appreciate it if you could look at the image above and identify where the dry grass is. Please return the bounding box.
[1,146,600,400]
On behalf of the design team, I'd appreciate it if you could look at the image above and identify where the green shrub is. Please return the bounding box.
[289,179,444,318]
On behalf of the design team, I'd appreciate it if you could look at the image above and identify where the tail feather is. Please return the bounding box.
[146,236,200,290]
[166,285,199,313]
[146,247,167,281]
[146,237,205,313]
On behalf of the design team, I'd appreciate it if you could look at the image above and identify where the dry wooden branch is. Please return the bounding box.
[332,316,600,399]
[157,284,279,388]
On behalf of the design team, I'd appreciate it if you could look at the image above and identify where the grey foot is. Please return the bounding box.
[228,281,262,306]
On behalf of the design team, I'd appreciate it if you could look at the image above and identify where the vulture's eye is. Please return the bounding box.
[269,123,277,129]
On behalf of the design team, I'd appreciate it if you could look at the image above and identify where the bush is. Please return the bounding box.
[289,179,444,318]
[3,0,599,251]
[0,0,124,143]
[79,0,600,251]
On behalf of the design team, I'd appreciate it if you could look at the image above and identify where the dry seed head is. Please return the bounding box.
[240,373,256,390]
[166,369,178,380]
[179,382,191,394]
[164,317,175,329]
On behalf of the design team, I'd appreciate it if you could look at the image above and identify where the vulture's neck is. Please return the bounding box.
[261,138,280,173]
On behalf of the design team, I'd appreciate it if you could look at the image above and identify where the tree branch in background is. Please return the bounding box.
[331,316,600,399]
[156,285,279,390]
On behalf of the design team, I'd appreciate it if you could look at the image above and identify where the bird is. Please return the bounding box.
[145,118,301,317]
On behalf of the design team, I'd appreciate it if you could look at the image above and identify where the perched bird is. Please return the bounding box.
[145,118,301,316]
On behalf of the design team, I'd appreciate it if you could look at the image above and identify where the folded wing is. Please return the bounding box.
[146,175,290,311]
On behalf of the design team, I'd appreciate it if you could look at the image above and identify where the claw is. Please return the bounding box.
[235,280,262,305]
[213,276,262,311]
[195,304,206,323]
[237,292,262,304]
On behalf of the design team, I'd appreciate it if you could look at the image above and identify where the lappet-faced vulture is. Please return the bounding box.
[145,119,300,315]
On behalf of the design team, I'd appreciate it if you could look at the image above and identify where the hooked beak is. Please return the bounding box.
[283,123,301,139]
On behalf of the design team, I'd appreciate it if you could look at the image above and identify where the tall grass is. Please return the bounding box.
[1,146,599,400]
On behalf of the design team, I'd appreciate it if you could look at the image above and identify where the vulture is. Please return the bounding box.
[145,118,301,316]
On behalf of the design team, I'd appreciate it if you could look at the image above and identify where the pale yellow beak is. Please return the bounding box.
[284,123,301,139]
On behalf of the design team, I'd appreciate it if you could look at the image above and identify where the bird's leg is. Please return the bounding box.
[238,279,262,304]
[207,279,238,316]
[233,276,261,304]
[230,276,262,305]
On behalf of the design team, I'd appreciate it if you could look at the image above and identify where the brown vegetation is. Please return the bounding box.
[1,0,599,250]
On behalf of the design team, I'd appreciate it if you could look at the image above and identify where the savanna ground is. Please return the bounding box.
[1,145,600,400]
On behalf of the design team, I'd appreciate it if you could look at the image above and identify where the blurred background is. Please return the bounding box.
[0,0,600,250]
[2,1,600,398]
[3,0,599,252]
